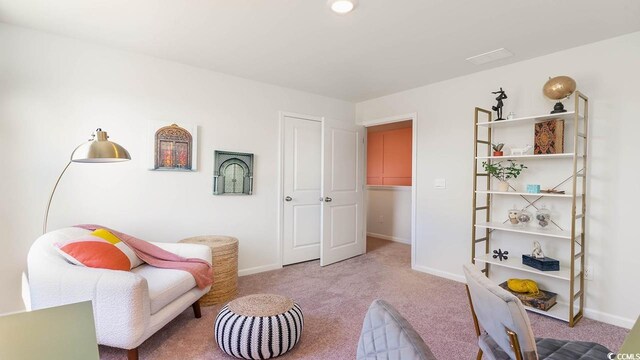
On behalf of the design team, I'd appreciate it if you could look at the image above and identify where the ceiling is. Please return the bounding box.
[1,1,639,102]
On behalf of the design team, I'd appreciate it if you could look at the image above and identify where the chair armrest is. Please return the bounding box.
[28,255,150,349]
[150,241,212,264]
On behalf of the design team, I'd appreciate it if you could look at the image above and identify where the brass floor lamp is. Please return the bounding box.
[43,128,131,234]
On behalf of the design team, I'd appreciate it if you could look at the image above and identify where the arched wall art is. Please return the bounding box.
[213,150,254,195]
[148,122,199,171]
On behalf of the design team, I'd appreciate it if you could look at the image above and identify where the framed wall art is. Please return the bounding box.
[147,122,199,171]
[213,150,254,195]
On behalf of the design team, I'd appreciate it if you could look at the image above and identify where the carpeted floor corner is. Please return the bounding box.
[99,237,629,359]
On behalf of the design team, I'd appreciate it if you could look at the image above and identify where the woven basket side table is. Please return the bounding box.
[179,235,238,306]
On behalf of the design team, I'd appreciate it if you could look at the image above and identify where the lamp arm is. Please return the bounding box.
[43,160,72,234]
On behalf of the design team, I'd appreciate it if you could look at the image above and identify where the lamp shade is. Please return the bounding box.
[71,128,131,163]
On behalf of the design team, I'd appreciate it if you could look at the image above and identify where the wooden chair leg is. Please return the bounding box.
[127,348,138,360]
[476,348,483,360]
[192,300,202,318]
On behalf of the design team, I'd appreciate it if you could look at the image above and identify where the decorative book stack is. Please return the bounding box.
[499,282,558,311]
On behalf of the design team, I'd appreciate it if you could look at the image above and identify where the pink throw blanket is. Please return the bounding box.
[75,224,213,289]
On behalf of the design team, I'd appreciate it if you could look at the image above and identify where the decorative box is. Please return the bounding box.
[522,254,559,271]
[499,282,558,311]
[526,184,541,193]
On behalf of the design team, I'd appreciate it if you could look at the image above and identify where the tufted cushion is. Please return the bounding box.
[357,299,437,360]
[481,335,611,360]
[536,338,611,360]
[215,294,303,359]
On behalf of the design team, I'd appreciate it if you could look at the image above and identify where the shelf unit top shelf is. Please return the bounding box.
[476,153,579,160]
[474,253,575,281]
[476,111,583,127]
[475,222,579,239]
[476,190,574,198]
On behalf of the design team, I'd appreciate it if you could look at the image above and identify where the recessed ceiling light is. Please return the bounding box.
[328,0,358,14]
[466,48,514,65]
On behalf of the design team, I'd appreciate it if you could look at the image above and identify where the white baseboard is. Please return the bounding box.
[584,307,636,329]
[412,264,466,283]
[238,263,282,277]
[367,232,410,245]
[240,258,636,329]
[413,265,635,329]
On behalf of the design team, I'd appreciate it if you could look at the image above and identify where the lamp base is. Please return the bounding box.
[550,102,567,114]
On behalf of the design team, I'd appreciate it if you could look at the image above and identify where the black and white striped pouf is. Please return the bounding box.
[215,294,304,359]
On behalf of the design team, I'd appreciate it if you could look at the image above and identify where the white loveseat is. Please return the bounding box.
[28,227,212,359]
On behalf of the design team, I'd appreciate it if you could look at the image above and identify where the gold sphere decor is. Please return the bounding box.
[543,75,577,114]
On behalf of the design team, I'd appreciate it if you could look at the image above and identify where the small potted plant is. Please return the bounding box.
[492,143,505,156]
[482,160,527,192]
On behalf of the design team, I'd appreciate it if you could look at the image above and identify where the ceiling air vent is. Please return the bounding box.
[466,48,513,65]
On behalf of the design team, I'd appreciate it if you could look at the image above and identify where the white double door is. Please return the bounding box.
[282,114,364,266]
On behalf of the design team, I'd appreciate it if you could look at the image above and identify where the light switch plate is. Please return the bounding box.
[434,178,446,189]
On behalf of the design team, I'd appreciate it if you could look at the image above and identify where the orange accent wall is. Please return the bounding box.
[367,127,412,186]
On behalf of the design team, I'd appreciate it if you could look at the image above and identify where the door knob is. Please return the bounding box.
[324,197,332,202]
[285,196,293,202]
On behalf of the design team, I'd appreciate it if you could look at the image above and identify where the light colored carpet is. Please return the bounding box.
[99,237,628,359]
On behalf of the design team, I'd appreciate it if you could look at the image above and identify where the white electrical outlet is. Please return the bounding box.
[434,178,446,189]
[377,215,384,223]
[584,265,594,280]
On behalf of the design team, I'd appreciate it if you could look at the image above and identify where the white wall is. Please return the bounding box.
[0,23,354,313]
[366,187,411,244]
[356,31,640,328]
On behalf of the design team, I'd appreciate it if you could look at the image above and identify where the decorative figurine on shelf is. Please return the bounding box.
[507,112,516,120]
[492,87,508,120]
[543,75,576,114]
[532,241,545,259]
[517,209,532,225]
[536,206,551,228]
[508,208,520,225]
[493,248,509,261]
[510,144,532,156]
[507,278,540,295]
[492,143,505,156]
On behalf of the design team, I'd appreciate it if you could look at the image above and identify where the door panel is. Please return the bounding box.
[328,204,358,248]
[293,204,321,247]
[283,116,322,265]
[321,119,365,266]
[330,129,358,191]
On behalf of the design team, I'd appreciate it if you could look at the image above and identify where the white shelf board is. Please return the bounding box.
[476,190,574,198]
[526,302,570,322]
[476,153,578,160]
[475,222,578,239]
[476,111,582,127]
[474,253,573,281]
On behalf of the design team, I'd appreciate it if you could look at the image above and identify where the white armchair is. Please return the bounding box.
[28,227,212,360]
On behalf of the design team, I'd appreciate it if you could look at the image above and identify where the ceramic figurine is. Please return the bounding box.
[532,241,545,259]
[510,145,532,156]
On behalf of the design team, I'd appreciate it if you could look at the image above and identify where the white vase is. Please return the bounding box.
[498,181,510,192]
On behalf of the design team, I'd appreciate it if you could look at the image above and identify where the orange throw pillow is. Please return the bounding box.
[55,229,143,271]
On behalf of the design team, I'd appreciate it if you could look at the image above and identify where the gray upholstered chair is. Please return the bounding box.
[357,299,437,360]
[463,263,611,360]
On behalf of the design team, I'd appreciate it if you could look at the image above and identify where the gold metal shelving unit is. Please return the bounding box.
[471,92,589,327]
